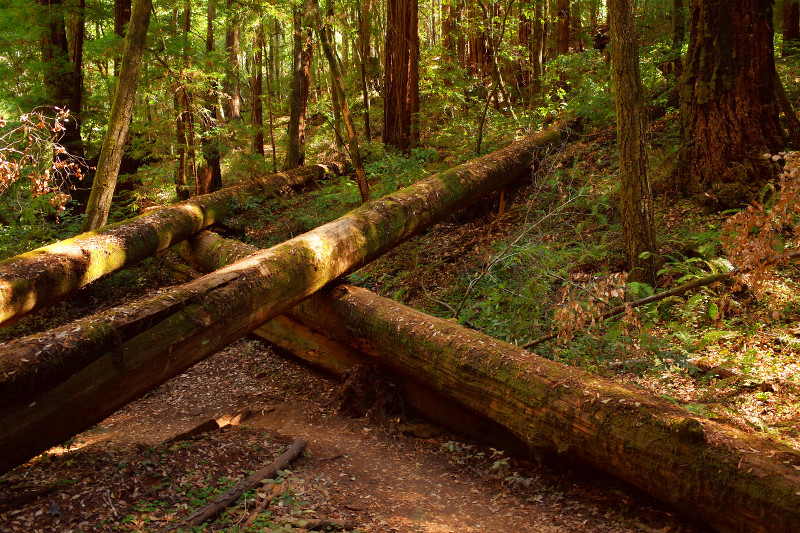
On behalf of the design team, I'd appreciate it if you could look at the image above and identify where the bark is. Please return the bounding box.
[284,4,313,170]
[609,0,659,283]
[113,0,131,75]
[199,0,222,195]
[784,1,800,56]
[252,21,265,156]
[224,10,241,120]
[181,233,800,533]
[383,0,420,150]
[0,124,572,473]
[0,163,342,328]
[358,0,372,138]
[82,0,151,231]
[556,0,570,54]
[677,0,783,209]
[284,286,800,533]
[311,0,371,202]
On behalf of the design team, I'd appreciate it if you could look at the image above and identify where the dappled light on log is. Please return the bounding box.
[0,163,340,327]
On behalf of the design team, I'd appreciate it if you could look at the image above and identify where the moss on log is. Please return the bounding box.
[0,163,341,328]
[186,231,800,533]
[0,123,572,474]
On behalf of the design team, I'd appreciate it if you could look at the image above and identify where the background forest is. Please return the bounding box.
[3,0,800,529]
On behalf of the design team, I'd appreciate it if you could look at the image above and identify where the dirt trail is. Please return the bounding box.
[0,338,709,532]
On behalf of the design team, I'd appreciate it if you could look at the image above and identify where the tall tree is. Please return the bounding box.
[677,0,783,208]
[358,0,372,138]
[383,0,419,150]
[113,0,131,75]
[252,20,265,156]
[609,0,659,284]
[310,0,370,202]
[38,0,84,189]
[556,0,570,54]
[283,2,313,169]
[82,0,151,231]
[199,0,222,194]
[224,8,241,119]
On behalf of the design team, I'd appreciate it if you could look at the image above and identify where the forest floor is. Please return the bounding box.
[0,337,710,533]
[2,116,800,531]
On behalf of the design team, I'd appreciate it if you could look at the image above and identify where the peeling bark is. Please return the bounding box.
[0,163,342,327]
[0,123,572,474]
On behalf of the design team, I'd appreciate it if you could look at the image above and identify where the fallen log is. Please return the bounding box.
[0,122,573,473]
[184,233,800,533]
[0,162,342,327]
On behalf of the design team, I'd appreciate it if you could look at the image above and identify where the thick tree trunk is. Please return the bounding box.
[82,0,151,231]
[556,0,570,54]
[383,0,419,150]
[0,124,572,473]
[677,0,783,209]
[609,0,659,284]
[0,163,341,327]
[182,232,800,533]
[284,4,313,169]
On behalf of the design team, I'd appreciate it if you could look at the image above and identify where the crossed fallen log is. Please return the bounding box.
[1,121,798,532]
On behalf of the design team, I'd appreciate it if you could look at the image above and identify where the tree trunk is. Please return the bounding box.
[0,163,342,327]
[180,233,800,533]
[383,0,420,150]
[39,0,85,194]
[358,0,372,138]
[677,0,783,209]
[283,4,313,170]
[0,124,572,473]
[252,21,265,156]
[224,10,241,120]
[199,0,222,195]
[608,0,659,284]
[81,0,151,231]
[311,0,371,202]
[113,0,131,76]
[784,2,800,56]
[556,0,570,54]
[531,0,546,102]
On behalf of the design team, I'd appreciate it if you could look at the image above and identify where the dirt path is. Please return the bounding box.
[0,338,709,532]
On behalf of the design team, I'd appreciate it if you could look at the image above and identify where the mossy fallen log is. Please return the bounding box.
[185,232,800,533]
[0,122,573,474]
[0,162,341,328]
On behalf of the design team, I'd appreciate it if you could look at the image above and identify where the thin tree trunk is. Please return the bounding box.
[609,0,659,283]
[556,0,570,54]
[224,9,241,120]
[199,0,222,194]
[311,0,370,202]
[82,0,151,231]
[784,1,800,56]
[358,0,372,138]
[252,21,265,156]
[113,0,131,76]
[264,27,278,172]
[0,126,572,474]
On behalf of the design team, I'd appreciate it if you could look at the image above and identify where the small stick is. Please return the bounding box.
[241,483,283,529]
[181,436,306,527]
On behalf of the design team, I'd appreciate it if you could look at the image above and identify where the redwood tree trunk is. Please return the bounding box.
[556,0,570,54]
[252,21,265,156]
[383,0,419,150]
[224,9,241,119]
[199,0,222,194]
[283,3,313,169]
[609,0,659,283]
[677,0,783,208]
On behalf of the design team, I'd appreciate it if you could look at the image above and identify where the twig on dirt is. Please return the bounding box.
[179,436,306,528]
[241,483,283,529]
[523,250,800,350]
[104,489,118,517]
